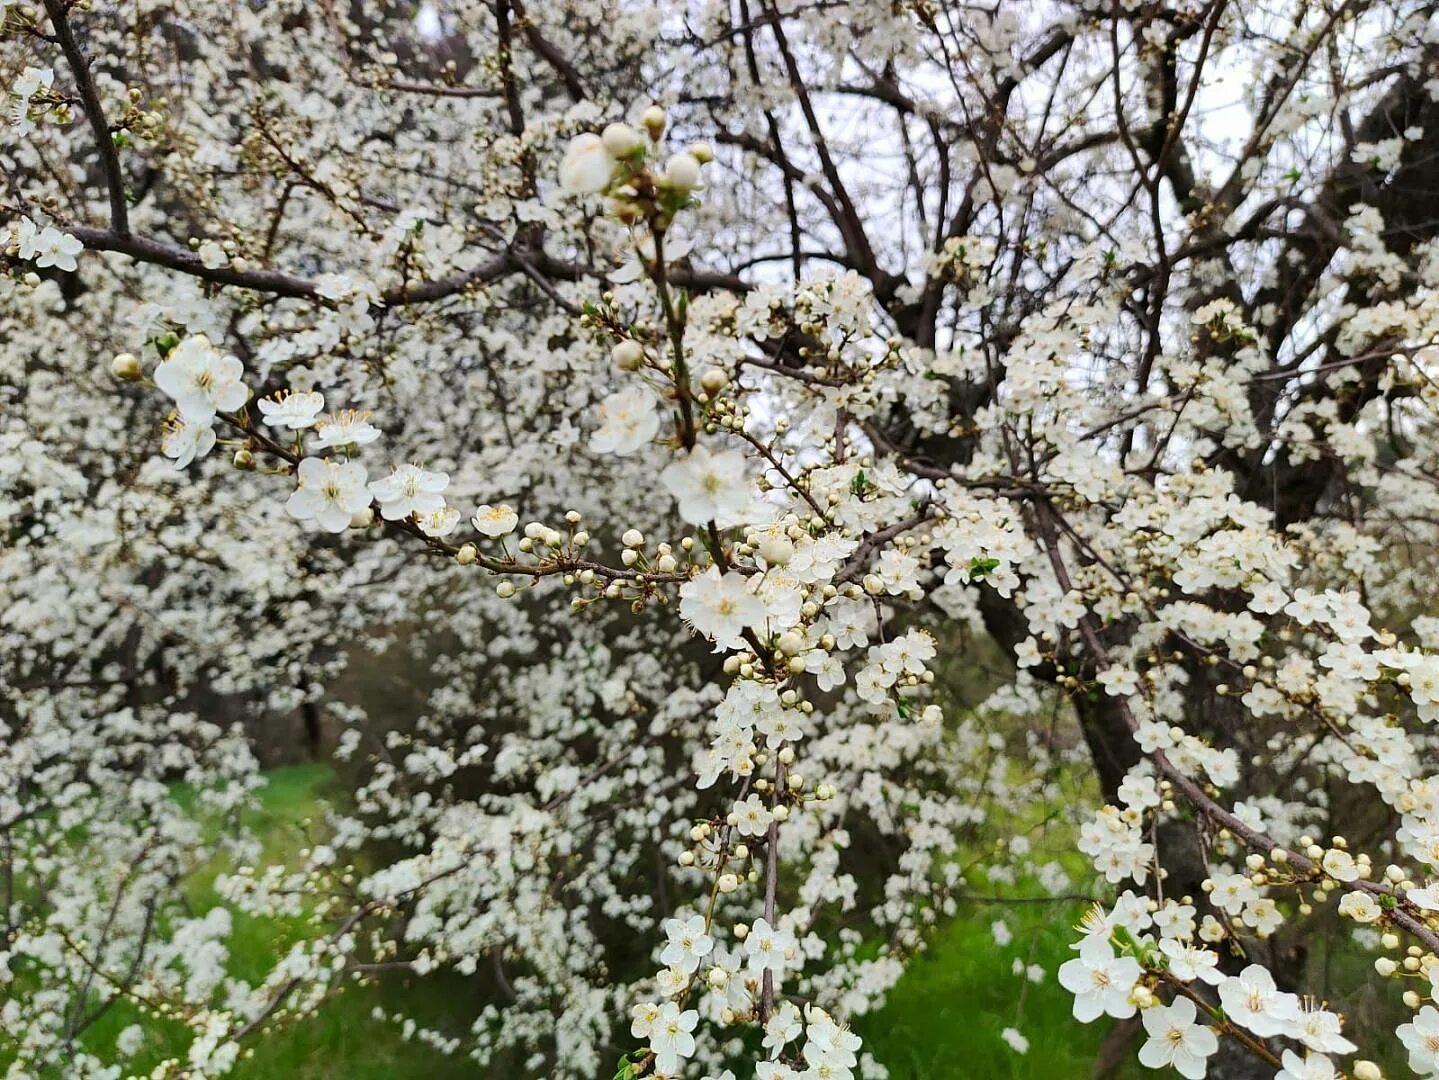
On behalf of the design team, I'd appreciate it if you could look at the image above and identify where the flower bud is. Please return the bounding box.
[497,581,516,598]
[663,152,702,190]
[776,631,804,656]
[1375,957,1398,976]
[717,873,738,893]
[613,340,645,371]
[642,105,666,138]
[232,449,255,470]
[700,367,729,393]
[349,507,374,529]
[455,543,478,565]
[689,142,714,164]
[622,529,645,548]
[1354,1062,1382,1080]
[758,535,794,567]
[601,122,643,157]
[110,353,142,381]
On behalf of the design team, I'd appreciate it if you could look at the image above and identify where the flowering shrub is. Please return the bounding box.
[8,2,1439,1078]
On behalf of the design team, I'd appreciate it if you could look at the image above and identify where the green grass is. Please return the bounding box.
[63,765,480,1079]
[52,765,1112,1077]
[858,900,1105,1079]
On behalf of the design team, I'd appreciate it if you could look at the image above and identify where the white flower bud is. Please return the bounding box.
[717,873,738,893]
[776,631,804,656]
[601,122,643,157]
[455,543,478,565]
[613,340,645,371]
[1375,957,1398,976]
[663,152,702,190]
[110,353,142,381]
[707,967,728,989]
[1354,1061,1382,1080]
[689,142,714,163]
[642,105,666,138]
[758,535,794,567]
[496,581,516,598]
[700,367,729,393]
[349,508,374,529]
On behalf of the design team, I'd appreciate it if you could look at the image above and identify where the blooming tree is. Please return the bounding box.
[8,1,1439,1078]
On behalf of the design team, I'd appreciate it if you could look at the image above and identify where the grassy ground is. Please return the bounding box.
[68,764,1104,1077]
[857,899,1105,1079]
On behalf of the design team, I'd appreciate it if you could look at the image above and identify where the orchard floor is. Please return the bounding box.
[86,765,1117,1077]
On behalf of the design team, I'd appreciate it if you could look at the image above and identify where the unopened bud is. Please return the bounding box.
[613,340,645,371]
[110,353,142,381]
[601,122,643,157]
[663,152,701,190]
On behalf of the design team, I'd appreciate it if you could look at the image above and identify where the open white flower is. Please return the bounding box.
[472,504,519,538]
[160,416,216,469]
[153,335,247,423]
[659,914,713,975]
[589,386,659,456]
[1137,997,1216,1079]
[661,444,752,527]
[258,390,325,430]
[1057,936,1141,1022]
[368,464,449,521]
[196,240,228,269]
[417,506,461,538]
[311,409,380,449]
[31,226,82,272]
[743,917,794,977]
[1217,965,1301,1039]
[678,567,766,649]
[647,1002,698,1075]
[1277,1050,1338,1080]
[1399,1006,1439,1077]
[285,458,370,533]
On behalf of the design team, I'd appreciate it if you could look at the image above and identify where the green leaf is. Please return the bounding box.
[612,1049,647,1080]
